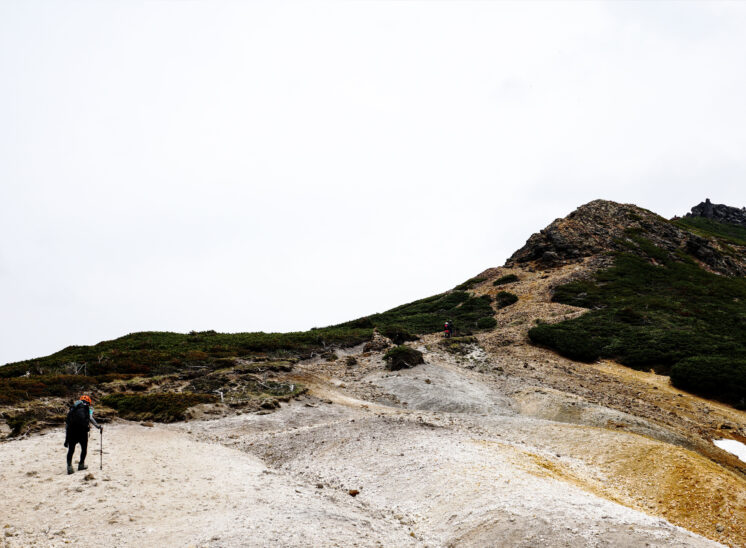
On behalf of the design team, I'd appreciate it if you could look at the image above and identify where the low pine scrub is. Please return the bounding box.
[101,392,218,422]
[383,346,424,371]
[670,357,746,407]
[2,328,372,376]
[454,277,485,291]
[493,274,519,286]
[528,237,746,406]
[0,327,370,415]
[496,291,518,309]
[0,374,133,405]
[476,317,497,329]
[675,217,746,246]
[6,407,65,437]
[380,326,419,345]
[337,291,495,334]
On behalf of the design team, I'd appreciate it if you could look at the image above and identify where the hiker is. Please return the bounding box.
[64,394,102,474]
[444,320,454,338]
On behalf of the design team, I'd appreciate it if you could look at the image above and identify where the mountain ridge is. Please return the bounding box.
[1,198,746,547]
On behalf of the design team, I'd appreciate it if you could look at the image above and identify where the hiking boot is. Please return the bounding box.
[67,465,74,475]
[78,463,88,471]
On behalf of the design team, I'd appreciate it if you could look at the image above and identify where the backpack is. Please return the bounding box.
[66,402,90,434]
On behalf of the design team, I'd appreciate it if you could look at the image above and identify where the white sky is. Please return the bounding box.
[2,1,746,365]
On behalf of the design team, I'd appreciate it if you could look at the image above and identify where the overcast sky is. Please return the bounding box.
[2,1,746,365]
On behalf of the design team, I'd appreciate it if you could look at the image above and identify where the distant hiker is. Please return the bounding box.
[64,395,102,475]
[444,320,454,338]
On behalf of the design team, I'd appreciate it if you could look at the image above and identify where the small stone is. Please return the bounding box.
[424,379,431,384]
[716,524,725,533]
[83,473,95,481]
[348,489,360,497]
[316,483,324,489]
[140,422,154,428]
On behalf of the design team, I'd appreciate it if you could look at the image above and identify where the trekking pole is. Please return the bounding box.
[100,428,103,471]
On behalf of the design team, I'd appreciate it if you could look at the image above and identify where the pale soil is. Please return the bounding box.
[1,261,745,547]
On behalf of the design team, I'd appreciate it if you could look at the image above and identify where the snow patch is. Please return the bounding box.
[713,439,746,463]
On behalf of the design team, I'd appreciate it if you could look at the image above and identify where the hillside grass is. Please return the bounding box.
[454,277,486,291]
[337,290,495,334]
[674,217,746,246]
[528,237,746,407]
[1,328,372,379]
[0,328,372,409]
[101,392,218,422]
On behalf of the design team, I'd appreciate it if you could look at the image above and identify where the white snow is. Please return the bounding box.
[713,439,746,463]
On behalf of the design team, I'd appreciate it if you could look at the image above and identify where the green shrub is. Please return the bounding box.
[1,328,373,380]
[675,217,746,246]
[496,291,519,309]
[101,392,218,422]
[528,323,601,362]
[6,408,63,437]
[380,326,419,345]
[337,291,494,334]
[454,277,485,291]
[671,357,746,407]
[383,346,424,371]
[476,317,497,329]
[493,274,519,286]
[528,237,746,405]
[0,374,130,405]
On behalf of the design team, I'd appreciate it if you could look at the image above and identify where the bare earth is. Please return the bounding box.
[2,263,745,547]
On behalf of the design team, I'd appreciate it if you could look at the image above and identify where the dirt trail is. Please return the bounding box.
[2,263,745,546]
[0,342,733,547]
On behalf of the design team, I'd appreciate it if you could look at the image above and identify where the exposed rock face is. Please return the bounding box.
[506,199,746,276]
[686,198,746,227]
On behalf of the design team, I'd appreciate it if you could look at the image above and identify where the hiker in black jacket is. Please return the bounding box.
[65,395,101,474]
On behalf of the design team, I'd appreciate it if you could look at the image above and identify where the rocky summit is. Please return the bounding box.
[687,198,746,227]
[507,199,746,276]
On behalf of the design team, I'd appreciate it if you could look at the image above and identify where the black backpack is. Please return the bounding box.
[66,402,89,434]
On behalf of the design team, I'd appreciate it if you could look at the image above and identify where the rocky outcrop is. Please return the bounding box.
[686,198,746,227]
[506,199,746,276]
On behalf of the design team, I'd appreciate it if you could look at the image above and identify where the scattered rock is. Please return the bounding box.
[348,489,360,497]
[687,198,746,228]
[141,422,154,428]
[83,474,95,481]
